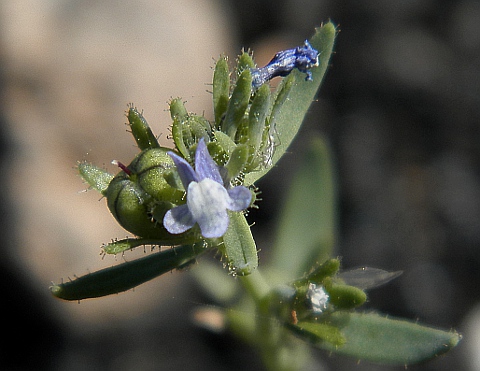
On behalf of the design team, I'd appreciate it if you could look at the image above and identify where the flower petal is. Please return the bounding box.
[168,151,198,189]
[163,204,195,234]
[227,186,252,211]
[187,178,230,238]
[194,138,223,184]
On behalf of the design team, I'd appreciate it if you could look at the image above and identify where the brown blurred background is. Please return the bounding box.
[1,1,478,370]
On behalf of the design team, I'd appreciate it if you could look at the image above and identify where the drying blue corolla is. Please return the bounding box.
[251,40,320,89]
[163,138,252,238]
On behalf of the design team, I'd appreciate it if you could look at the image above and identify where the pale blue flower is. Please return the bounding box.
[163,138,252,238]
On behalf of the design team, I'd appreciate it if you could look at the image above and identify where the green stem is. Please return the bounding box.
[238,269,271,304]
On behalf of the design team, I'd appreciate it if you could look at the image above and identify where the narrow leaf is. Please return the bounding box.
[287,321,346,347]
[51,243,206,300]
[269,137,336,282]
[191,259,240,304]
[319,312,462,365]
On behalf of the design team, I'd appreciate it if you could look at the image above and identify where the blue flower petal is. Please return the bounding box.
[194,138,223,184]
[163,204,195,234]
[187,178,230,238]
[167,151,198,189]
[227,186,252,211]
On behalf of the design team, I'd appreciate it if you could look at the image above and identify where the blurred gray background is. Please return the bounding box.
[1,1,478,370]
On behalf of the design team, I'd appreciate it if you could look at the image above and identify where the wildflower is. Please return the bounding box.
[163,138,252,238]
[306,283,329,314]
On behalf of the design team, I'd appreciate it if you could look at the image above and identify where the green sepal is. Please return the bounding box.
[222,68,252,138]
[236,51,255,74]
[213,55,230,127]
[268,74,295,129]
[169,97,189,122]
[214,131,237,155]
[221,211,258,276]
[51,243,207,300]
[78,162,114,196]
[324,277,367,310]
[319,312,462,365]
[102,237,179,255]
[171,116,191,161]
[189,115,212,137]
[127,105,160,150]
[206,141,229,167]
[286,321,346,347]
[247,84,271,169]
[170,98,192,160]
[293,258,340,288]
[224,144,249,182]
[171,106,211,161]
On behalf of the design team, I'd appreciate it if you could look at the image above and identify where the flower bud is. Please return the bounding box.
[324,277,367,310]
[106,147,191,241]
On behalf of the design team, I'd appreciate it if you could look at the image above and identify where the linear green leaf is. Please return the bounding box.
[319,312,462,365]
[51,243,206,300]
[269,137,336,282]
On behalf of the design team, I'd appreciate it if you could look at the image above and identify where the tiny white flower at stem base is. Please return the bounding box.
[163,138,251,238]
[307,283,329,314]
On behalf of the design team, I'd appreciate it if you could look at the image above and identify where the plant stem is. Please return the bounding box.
[238,268,271,304]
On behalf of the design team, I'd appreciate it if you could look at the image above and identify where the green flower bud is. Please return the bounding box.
[106,175,162,238]
[307,258,341,284]
[293,258,340,289]
[106,147,192,241]
[324,277,367,310]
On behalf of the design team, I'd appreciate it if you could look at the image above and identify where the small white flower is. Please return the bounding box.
[306,283,329,314]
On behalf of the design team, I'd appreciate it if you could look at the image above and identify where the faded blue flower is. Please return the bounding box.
[250,40,319,89]
[163,138,252,238]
